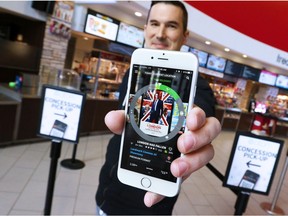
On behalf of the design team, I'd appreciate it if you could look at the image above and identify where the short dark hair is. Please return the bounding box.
[147,1,188,33]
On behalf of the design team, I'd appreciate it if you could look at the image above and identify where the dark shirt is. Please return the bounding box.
[96,70,216,215]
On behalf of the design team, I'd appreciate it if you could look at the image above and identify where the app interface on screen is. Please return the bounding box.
[121,64,194,182]
[50,120,67,138]
[238,170,260,189]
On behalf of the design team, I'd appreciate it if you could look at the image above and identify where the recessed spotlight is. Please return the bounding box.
[205,41,211,45]
[135,12,142,17]
[242,54,248,58]
[83,37,89,40]
[224,48,230,52]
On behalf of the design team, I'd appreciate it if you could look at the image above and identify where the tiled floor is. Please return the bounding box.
[0,131,287,215]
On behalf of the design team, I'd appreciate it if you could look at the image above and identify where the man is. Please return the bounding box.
[149,91,164,123]
[96,1,221,215]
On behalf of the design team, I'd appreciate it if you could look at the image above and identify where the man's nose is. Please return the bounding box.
[156,25,166,39]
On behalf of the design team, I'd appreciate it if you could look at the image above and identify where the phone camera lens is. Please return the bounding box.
[151,57,154,59]
[163,53,165,55]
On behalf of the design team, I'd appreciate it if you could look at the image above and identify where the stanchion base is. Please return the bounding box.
[260,202,285,215]
[60,159,85,170]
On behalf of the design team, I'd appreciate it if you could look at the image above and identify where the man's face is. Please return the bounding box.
[155,93,159,100]
[144,3,189,51]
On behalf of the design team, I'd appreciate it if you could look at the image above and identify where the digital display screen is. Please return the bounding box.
[242,66,261,81]
[190,48,208,67]
[258,70,278,86]
[275,75,288,90]
[180,45,190,52]
[84,9,119,41]
[121,64,194,182]
[116,22,144,48]
[206,54,227,72]
[224,60,244,77]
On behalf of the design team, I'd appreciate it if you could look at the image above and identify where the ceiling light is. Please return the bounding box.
[83,37,89,40]
[224,48,230,52]
[205,41,211,45]
[135,12,142,17]
[242,54,248,58]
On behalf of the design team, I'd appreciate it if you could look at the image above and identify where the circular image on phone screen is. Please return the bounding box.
[129,84,186,143]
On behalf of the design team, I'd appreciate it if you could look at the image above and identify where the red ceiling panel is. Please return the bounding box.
[186,1,288,52]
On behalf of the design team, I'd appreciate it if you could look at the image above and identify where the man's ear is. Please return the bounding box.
[183,30,189,44]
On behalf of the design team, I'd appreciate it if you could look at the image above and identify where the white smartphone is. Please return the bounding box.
[118,48,199,197]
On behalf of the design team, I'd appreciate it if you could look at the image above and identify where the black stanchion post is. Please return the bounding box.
[44,140,62,216]
[234,191,250,215]
[60,143,85,170]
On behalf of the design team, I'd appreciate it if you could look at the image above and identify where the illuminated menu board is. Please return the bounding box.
[275,75,288,90]
[206,54,227,72]
[116,22,144,48]
[242,66,260,81]
[224,60,244,77]
[258,70,278,86]
[84,9,119,41]
[190,48,208,67]
[180,45,190,52]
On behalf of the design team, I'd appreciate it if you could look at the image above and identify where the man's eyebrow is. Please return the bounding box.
[149,19,180,26]
[149,19,159,23]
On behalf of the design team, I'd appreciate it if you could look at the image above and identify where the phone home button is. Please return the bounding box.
[141,177,151,188]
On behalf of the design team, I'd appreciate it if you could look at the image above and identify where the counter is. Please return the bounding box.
[0,84,118,146]
[0,85,21,144]
[216,106,288,137]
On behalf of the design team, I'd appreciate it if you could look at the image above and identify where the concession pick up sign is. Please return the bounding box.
[223,131,284,195]
[38,85,85,143]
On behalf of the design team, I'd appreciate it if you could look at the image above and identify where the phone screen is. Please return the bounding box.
[50,120,68,138]
[121,63,195,182]
[238,170,260,189]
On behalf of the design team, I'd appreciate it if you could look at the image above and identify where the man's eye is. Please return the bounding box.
[150,23,158,27]
[168,24,177,29]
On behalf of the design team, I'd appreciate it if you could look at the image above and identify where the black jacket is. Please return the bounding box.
[96,70,216,215]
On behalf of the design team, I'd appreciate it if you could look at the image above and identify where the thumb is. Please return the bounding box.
[144,192,164,207]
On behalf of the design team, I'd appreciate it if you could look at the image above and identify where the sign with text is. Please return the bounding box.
[223,131,284,195]
[38,85,85,143]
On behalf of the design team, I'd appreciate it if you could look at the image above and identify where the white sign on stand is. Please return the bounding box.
[223,131,284,195]
[38,85,85,143]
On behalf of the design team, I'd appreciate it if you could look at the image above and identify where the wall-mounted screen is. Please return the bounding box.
[31,1,55,14]
[224,60,244,77]
[258,70,278,86]
[242,66,260,81]
[180,45,190,52]
[275,75,288,90]
[116,22,144,48]
[206,54,227,72]
[190,48,208,67]
[109,42,136,56]
[84,9,119,41]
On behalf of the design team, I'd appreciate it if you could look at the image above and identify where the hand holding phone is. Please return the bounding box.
[118,48,199,197]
